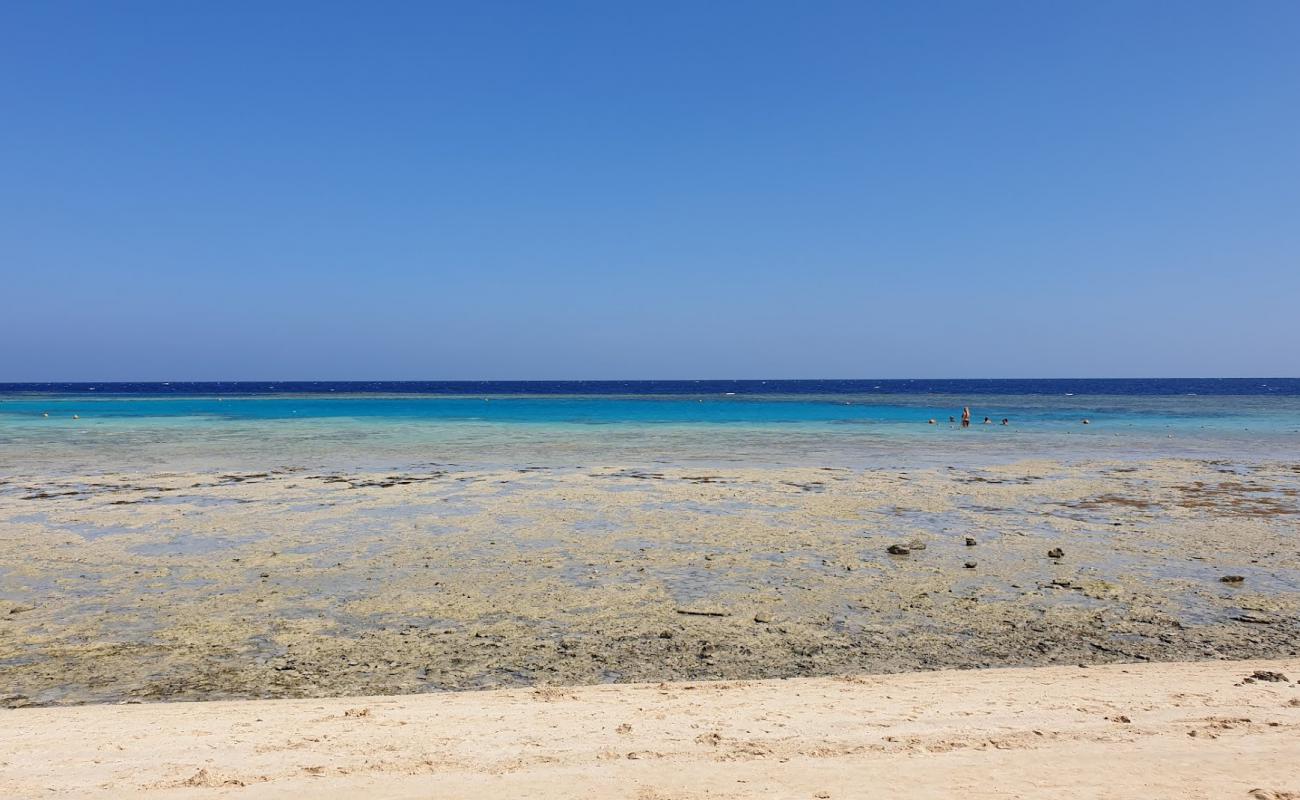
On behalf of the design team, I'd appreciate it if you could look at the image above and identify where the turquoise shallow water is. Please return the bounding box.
[3,392,1299,473]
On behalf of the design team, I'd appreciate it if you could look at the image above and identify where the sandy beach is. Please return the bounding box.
[3,658,1298,798]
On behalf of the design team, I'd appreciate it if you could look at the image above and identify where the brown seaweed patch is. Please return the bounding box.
[780,481,826,492]
[311,472,446,488]
[590,470,665,480]
[1066,495,1161,511]
[21,490,82,501]
[218,473,270,483]
[1173,481,1298,517]
[959,475,1041,485]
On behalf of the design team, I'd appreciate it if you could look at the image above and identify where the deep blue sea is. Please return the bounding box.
[3,378,1298,397]
[3,379,1298,472]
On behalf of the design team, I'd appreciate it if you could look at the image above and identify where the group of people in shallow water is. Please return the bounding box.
[927,408,1092,426]
[927,407,1008,427]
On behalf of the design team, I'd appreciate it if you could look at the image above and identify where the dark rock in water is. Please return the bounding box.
[1051,578,1073,587]
[963,562,977,569]
[1047,548,1065,559]
[753,612,772,624]
[886,544,910,555]
[1250,670,1289,682]
[964,537,977,547]
[7,604,35,615]
[258,572,270,579]
[1220,575,1245,584]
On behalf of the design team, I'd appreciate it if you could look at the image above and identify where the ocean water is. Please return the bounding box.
[2,380,1299,473]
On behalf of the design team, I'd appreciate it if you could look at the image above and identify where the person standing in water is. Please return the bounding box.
[961,407,971,428]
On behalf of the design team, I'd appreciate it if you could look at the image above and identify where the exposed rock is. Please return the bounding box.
[1232,614,1278,625]
[1250,670,1289,682]
[964,562,977,569]
[1047,548,1065,559]
[1220,575,1245,584]
[965,537,977,546]
[886,544,910,555]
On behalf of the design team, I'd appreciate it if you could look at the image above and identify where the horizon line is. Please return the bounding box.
[2,377,1297,385]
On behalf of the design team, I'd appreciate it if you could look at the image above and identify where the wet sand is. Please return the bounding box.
[3,658,1298,798]
[2,457,1298,706]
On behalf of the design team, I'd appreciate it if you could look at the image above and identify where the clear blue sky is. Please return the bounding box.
[2,1,1297,380]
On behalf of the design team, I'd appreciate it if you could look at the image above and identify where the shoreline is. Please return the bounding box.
[4,659,1298,798]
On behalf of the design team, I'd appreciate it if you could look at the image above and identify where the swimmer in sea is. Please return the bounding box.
[961,407,971,428]
[1001,418,1009,425]
[983,417,991,424]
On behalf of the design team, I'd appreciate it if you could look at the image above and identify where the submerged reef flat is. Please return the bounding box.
[1,458,1298,706]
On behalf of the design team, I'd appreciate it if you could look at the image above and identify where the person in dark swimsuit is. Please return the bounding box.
[961,407,971,428]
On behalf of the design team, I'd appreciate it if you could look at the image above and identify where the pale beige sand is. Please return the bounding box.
[3,659,1298,799]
